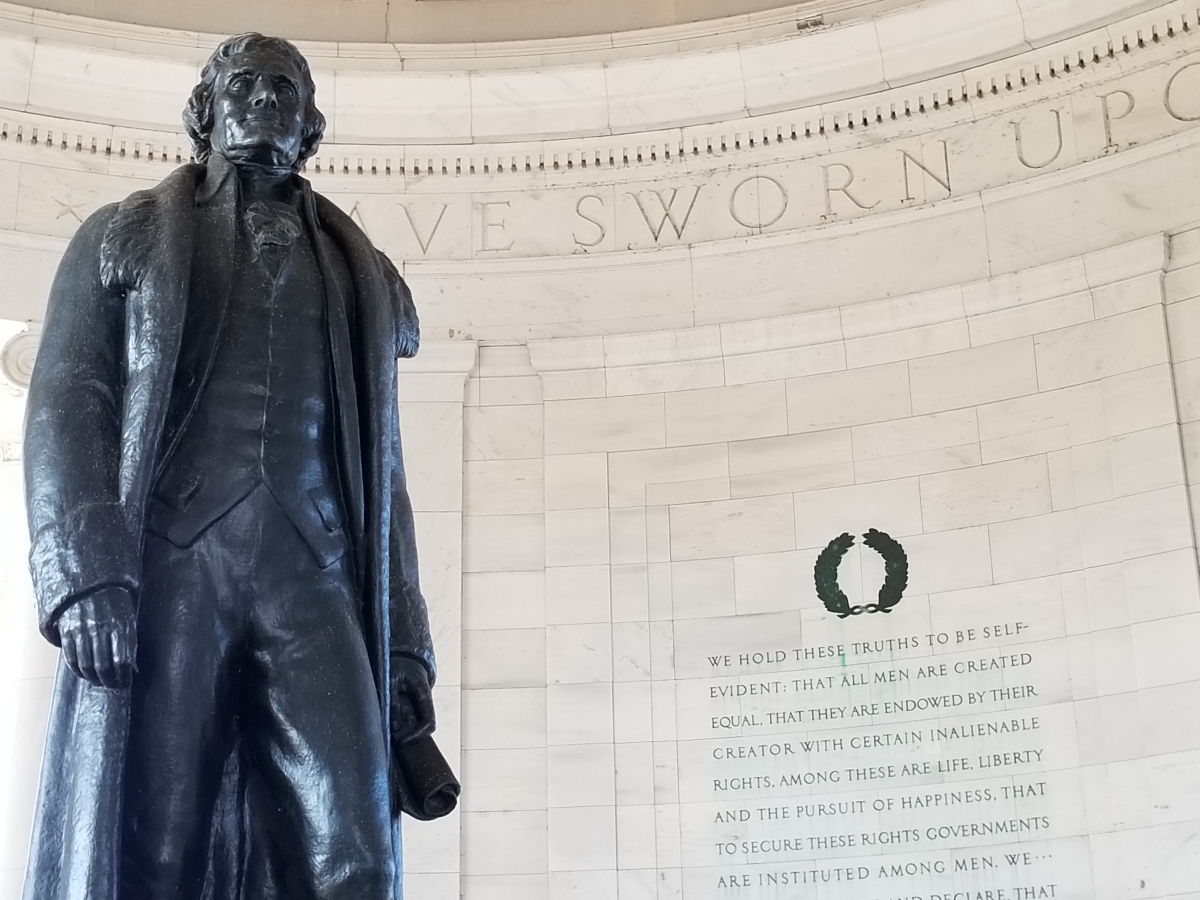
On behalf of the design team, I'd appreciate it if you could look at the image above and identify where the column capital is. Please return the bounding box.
[396,340,478,403]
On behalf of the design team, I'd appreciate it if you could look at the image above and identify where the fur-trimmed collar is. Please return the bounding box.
[96,162,419,359]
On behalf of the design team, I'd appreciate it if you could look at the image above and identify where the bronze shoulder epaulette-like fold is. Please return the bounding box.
[99,190,158,292]
[313,189,420,359]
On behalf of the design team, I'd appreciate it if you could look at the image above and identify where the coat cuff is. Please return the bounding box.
[390,579,437,686]
[28,501,138,645]
[392,649,437,687]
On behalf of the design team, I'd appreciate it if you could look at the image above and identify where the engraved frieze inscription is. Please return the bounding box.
[22,53,1200,261]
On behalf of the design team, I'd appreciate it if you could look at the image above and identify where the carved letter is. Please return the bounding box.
[822,164,879,216]
[478,201,514,252]
[1099,89,1136,149]
[728,175,788,229]
[1165,62,1200,122]
[629,186,702,242]
[400,202,448,255]
[574,194,607,248]
[1013,109,1064,169]
[348,201,372,238]
[900,142,952,202]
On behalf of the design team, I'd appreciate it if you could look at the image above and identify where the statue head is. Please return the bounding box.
[184,33,325,174]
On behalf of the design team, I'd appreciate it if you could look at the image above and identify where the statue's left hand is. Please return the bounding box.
[390,656,436,749]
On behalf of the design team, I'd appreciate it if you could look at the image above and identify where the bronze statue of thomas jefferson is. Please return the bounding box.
[23,33,455,900]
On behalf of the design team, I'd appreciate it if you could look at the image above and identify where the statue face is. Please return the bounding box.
[210,46,307,171]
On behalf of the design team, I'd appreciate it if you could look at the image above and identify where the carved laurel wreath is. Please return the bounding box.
[814,529,908,619]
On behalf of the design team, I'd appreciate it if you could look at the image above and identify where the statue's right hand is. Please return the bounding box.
[56,587,138,690]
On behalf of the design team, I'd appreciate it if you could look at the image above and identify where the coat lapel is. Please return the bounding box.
[116,165,201,525]
[313,190,394,713]
[154,161,238,477]
[303,184,366,567]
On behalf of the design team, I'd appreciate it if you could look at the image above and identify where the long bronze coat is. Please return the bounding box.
[22,161,434,900]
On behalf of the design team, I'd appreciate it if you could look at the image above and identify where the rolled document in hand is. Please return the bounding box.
[393,736,460,820]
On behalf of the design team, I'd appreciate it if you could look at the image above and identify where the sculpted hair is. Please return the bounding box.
[184,33,325,170]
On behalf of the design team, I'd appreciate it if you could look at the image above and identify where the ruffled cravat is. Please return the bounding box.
[243,200,303,281]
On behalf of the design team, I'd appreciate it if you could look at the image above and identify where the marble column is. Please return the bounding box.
[397,339,479,900]
[0,322,56,900]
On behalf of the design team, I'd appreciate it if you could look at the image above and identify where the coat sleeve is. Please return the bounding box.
[388,416,436,686]
[381,252,436,685]
[379,246,419,360]
[24,203,138,645]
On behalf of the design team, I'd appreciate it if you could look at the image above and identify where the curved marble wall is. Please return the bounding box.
[3,1,1200,899]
